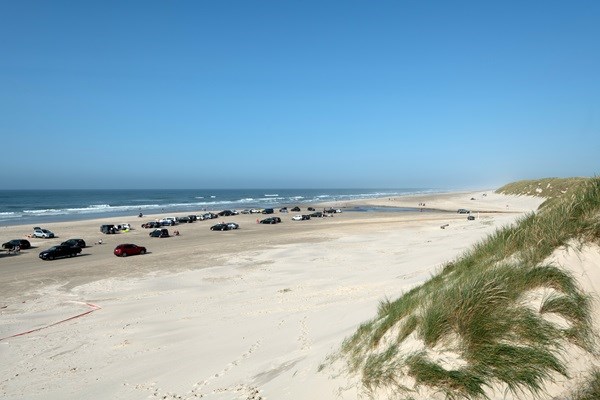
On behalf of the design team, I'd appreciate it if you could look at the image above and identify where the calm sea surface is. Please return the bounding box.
[0,188,439,226]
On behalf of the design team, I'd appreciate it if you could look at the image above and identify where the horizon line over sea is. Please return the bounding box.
[0,188,446,226]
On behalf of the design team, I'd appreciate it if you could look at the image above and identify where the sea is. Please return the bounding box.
[0,188,440,226]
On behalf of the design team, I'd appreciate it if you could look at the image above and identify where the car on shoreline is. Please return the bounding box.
[149,228,170,238]
[159,217,179,226]
[2,239,32,250]
[33,227,55,238]
[210,223,230,231]
[101,224,117,234]
[291,215,310,221]
[200,212,219,220]
[114,243,147,257]
[61,239,86,248]
[39,245,81,260]
[260,217,281,224]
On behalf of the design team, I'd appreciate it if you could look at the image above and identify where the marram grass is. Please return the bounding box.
[328,177,600,399]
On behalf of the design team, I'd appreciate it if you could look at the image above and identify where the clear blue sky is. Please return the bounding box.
[2,1,598,189]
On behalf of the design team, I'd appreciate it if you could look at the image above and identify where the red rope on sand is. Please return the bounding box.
[0,302,101,341]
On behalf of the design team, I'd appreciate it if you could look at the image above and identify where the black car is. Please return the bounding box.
[176,216,193,223]
[307,207,315,211]
[467,215,476,221]
[291,206,301,212]
[61,238,86,248]
[218,210,235,217]
[149,228,170,238]
[260,217,282,224]
[142,221,161,229]
[39,245,82,260]
[210,223,231,231]
[101,224,117,234]
[2,239,31,250]
[324,208,337,214]
[310,211,323,218]
[202,212,219,220]
[262,208,274,214]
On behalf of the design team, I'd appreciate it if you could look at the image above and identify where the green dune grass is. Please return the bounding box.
[325,177,600,399]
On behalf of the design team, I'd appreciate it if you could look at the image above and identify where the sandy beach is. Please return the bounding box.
[0,190,548,399]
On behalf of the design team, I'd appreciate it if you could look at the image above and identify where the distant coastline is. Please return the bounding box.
[0,188,445,226]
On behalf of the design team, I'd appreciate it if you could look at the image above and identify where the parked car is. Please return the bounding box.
[2,239,31,250]
[61,239,86,248]
[324,208,337,214]
[292,215,311,221]
[142,221,161,229]
[279,207,288,213]
[310,211,323,218]
[159,217,179,226]
[467,215,476,221]
[307,207,315,211]
[250,209,263,214]
[202,212,219,220]
[260,217,282,224]
[39,245,81,260]
[262,208,274,214]
[291,206,301,212]
[210,223,231,231]
[176,216,193,223]
[457,209,470,214]
[240,209,251,214]
[149,228,170,238]
[116,223,131,231]
[218,210,235,216]
[32,227,55,238]
[226,222,239,230]
[101,224,117,234]
[114,243,147,257]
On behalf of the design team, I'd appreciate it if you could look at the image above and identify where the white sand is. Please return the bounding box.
[1,190,576,400]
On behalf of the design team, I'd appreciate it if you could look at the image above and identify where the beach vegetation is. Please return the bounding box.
[328,177,600,399]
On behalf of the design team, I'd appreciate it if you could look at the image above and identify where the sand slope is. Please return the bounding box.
[0,191,549,399]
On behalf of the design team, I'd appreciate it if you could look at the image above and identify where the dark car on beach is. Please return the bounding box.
[101,224,117,234]
[218,210,236,217]
[61,239,86,248]
[39,245,81,260]
[310,211,323,218]
[260,217,281,224]
[291,206,301,212]
[149,228,169,238]
[114,244,146,257]
[210,223,231,231]
[262,208,274,214]
[201,212,219,220]
[142,221,161,229]
[2,239,31,250]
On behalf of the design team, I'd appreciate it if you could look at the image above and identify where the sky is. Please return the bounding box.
[1,1,599,190]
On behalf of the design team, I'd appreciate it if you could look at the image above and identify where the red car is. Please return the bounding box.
[114,244,147,257]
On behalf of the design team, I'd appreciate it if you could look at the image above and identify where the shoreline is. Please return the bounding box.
[0,190,545,400]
